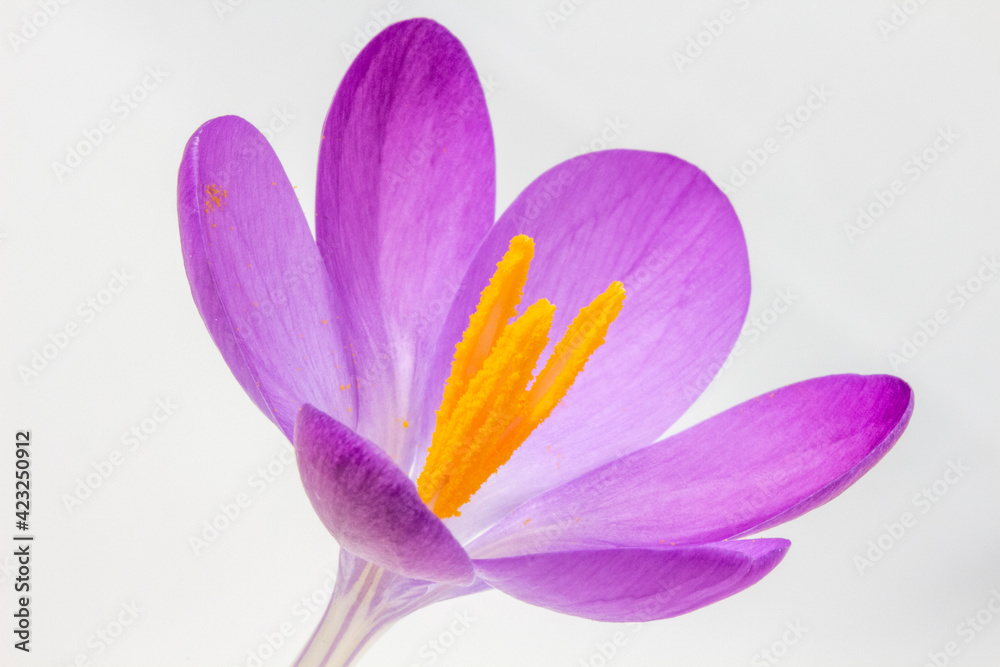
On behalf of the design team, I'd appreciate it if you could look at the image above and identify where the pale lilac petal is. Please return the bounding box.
[473,539,789,622]
[294,405,474,584]
[428,149,749,533]
[178,116,355,438]
[471,375,913,556]
[316,18,495,466]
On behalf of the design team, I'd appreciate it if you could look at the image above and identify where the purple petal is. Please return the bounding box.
[473,539,789,622]
[315,18,495,466]
[178,116,356,438]
[428,149,749,532]
[471,375,913,555]
[294,404,474,584]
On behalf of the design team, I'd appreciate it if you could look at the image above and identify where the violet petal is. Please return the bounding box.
[178,116,355,438]
[294,404,474,584]
[471,375,913,555]
[473,539,789,622]
[429,149,749,532]
[316,18,495,466]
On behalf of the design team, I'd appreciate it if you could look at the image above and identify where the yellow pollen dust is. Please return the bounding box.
[417,235,625,518]
[203,183,227,214]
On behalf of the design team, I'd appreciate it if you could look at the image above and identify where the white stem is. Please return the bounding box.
[292,551,480,667]
[294,563,381,667]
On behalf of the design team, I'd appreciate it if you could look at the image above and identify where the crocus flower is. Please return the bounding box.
[177,18,913,667]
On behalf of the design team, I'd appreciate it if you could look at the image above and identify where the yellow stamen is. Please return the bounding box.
[421,299,554,518]
[420,236,533,486]
[483,280,625,475]
[436,235,534,424]
[416,236,625,518]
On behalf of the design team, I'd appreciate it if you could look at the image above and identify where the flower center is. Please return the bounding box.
[417,235,625,518]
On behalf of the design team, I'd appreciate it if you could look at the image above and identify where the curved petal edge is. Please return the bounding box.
[430,149,751,538]
[471,374,913,556]
[295,404,474,584]
[316,18,496,466]
[178,115,356,439]
[473,539,790,622]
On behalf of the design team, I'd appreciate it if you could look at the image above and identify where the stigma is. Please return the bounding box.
[417,235,625,518]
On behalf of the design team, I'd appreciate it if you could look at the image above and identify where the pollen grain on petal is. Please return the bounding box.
[204,183,227,212]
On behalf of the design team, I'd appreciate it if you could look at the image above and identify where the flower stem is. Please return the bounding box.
[293,551,484,667]
[293,561,384,667]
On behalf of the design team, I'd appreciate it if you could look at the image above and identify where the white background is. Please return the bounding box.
[2,1,999,666]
